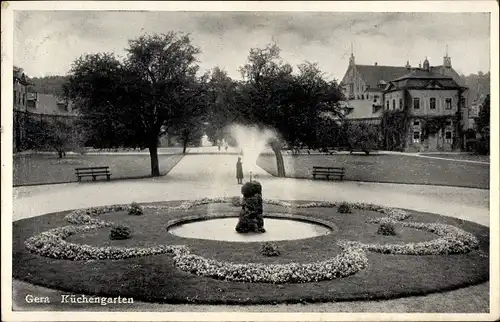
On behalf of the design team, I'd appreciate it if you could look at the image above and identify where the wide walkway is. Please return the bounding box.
[13,155,490,226]
[10,153,492,313]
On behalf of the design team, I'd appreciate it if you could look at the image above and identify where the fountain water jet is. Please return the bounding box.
[227,124,278,176]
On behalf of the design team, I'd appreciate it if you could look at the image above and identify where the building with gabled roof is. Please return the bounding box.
[13,67,79,152]
[340,51,470,152]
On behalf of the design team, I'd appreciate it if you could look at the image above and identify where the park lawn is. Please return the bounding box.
[257,153,489,189]
[13,154,184,186]
[419,153,490,163]
[13,201,489,306]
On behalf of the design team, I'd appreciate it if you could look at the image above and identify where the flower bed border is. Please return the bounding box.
[23,197,480,283]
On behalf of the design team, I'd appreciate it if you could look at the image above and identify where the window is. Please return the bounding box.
[399,98,403,109]
[460,97,466,108]
[361,94,364,100]
[349,84,354,93]
[413,97,420,109]
[392,99,396,110]
[430,98,436,109]
[446,120,452,126]
[413,131,420,143]
[414,120,420,126]
[386,100,390,110]
[22,93,26,105]
[445,131,452,143]
[445,98,452,110]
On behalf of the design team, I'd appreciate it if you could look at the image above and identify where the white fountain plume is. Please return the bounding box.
[227,124,278,176]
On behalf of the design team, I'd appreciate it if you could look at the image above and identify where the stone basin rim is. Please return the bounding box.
[165,211,337,233]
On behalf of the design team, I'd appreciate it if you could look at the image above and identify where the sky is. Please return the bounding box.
[14,11,491,81]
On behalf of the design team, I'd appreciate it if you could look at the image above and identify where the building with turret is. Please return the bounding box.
[340,48,470,152]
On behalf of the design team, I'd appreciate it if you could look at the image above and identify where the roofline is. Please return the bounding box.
[354,64,410,69]
[384,86,463,93]
[393,75,454,82]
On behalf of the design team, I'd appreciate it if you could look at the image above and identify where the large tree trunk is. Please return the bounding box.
[148,145,161,177]
[269,140,286,177]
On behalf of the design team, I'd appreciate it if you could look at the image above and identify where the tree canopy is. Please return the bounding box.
[64,32,208,176]
[63,37,346,178]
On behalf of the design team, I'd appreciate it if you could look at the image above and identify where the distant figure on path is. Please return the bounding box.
[218,144,221,151]
[225,145,228,152]
[236,157,244,184]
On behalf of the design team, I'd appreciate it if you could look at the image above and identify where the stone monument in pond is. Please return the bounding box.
[235,180,265,233]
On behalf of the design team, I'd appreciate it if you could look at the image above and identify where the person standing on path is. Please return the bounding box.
[236,157,244,184]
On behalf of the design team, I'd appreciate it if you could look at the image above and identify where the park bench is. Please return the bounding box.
[312,166,345,181]
[75,166,111,182]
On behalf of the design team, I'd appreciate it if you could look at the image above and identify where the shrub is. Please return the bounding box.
[128,202,144,216]
[260,242,281,257]
[337,202,351,213]
[110,225,132,240]
[377,223,397,236]
[466,138,490,155]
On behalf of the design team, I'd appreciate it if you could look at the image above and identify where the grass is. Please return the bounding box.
[13,154,184,186]
[257,154,489,189]
[13,201,489,305]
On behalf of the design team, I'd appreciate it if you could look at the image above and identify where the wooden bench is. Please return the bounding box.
[75,166,111,182]
[312,166,345,181]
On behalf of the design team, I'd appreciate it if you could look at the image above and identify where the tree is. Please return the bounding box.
[236,44,294,177]
[287,62,344,149]
[205,67,241,144]
[24,117,86,157]
[65,32,206,176]
[473,94,490,155]
[476,94,490,138]
[236,44,345,176]
[345,121,380,155]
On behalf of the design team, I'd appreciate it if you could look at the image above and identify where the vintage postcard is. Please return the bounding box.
[2,1,499,321]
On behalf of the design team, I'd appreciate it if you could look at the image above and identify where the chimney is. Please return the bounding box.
[405,60,411,69]
[423,57,430,71]
[374,62,378,66]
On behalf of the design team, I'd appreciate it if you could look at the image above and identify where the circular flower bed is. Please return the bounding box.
[13,198,489,305]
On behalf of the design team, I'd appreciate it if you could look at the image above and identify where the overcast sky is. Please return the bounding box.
[14,11,490,81]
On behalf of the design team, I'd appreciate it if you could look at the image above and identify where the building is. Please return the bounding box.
[13,67,31,151]
[340,50,470,152]
[26,92,76,116]
[13,67,78,152]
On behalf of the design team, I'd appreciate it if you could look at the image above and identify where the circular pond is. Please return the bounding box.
[168,216,333,242]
